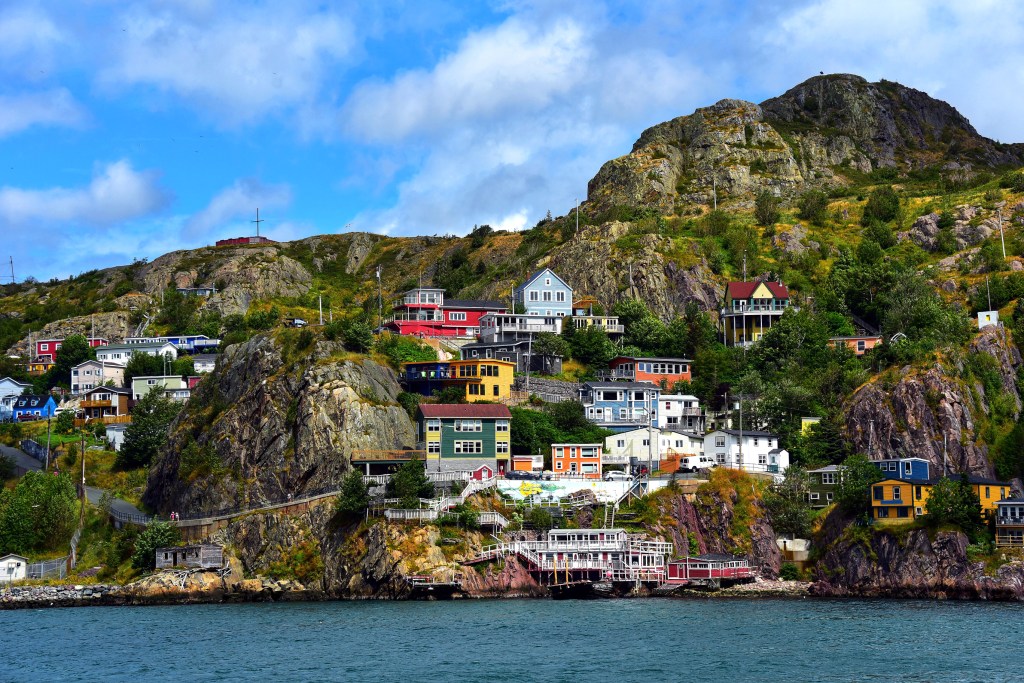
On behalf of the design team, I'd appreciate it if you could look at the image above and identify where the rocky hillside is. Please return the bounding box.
[142,333,414,515]
[587,74,1023,214]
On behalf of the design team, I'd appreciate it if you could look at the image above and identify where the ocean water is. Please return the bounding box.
[1,598,1020,682]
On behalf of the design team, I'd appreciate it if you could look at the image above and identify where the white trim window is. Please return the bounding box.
[496,442,509,455]
[426,419,441,432]
[427,441,440,454]
[448,312,467,322]
[454,441,483,454]
[495,420,509,432]
[454,419,482,432]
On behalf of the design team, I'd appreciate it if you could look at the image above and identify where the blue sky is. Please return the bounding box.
[2,0,1023,280]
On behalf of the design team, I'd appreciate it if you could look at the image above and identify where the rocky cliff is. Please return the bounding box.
[843,326,1021,476]
[142,334,415,515]
[586,74,1023,215]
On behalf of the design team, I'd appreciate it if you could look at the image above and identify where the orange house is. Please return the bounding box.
[552,443,602,479]
[604,356,691,387]
[830,335,882,356]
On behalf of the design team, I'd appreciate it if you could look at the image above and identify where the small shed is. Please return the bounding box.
[155,544,224,570]
[0,553,28,582]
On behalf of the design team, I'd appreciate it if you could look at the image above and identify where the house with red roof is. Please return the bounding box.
[417,404,512,474]
[720,280,793,347]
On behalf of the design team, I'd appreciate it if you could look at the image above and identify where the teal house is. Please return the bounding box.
[418,404,512,475]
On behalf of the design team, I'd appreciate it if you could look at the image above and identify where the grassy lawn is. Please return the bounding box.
[82,449,149,510]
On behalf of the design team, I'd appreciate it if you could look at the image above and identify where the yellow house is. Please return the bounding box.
[445,359,515,403]
[871,476,1012,524]
[720,281,793,347]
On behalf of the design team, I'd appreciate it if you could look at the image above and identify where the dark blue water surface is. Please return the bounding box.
[2,598,1021,682]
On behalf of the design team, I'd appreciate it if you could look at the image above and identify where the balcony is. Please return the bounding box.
[80,399,112,409]
[723,302,793,315]
[996,516,1024,527]
[386,311,444,324]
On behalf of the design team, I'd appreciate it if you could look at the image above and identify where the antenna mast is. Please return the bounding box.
[252,208,264,237]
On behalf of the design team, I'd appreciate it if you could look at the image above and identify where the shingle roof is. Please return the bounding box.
[14,395,51,408]
[418,404,512,419]
[726,280,789,299]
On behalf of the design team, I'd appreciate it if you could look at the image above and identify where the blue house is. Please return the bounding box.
[579,381,661,432]
[514,268,572,318]
[12,395,57,421]
[872,457,930,481]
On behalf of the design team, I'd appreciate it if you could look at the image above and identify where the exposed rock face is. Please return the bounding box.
[143,335,415,516]
[761,74,1024,170]
[901,205,995,252]
[770,223,818,255]
[812,522,1024,599]
[6,311,135,355]
[548,221,721,319]
[844,327,1021,477]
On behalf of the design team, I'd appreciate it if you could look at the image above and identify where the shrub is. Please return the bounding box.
[526,507,553,531]
[797,190,830,226]
[334,470,370,520]
[863,220,897,249]
[131,521,181,571]
[754,190,781,227]
[862,186,900,225]
[779,562,800,581]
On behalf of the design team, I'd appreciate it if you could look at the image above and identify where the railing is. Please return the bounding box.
[995,535,1024,547]
[109,508,153,526]
[352,449,425,462]
[478,511,509,528]
[80,399,112,408]
[996,517,1024,526]
[384,508,439,522]
[75,415,131,427]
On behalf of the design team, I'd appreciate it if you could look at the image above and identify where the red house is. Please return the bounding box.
[385,287,506,338]
[35,337,109,362]
[602,356,691,387]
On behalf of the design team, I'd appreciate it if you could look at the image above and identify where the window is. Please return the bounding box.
[873,486,883,500]
[454,441,483,454]
[826,492,833,502]
[753,437,759,447]
[544,278,551,286]
[857,340,866,352]
[496,420,509,432]
[986,487,991,499]
[758,454,767,465]
[809,492,820,500]
[892,486,902,501]
[821,473,836,485]
[556,291,565,302]
[599,390,620,401]
[877,507,889,518]
[570,462,577,472]
[642,439,650,447]
[715,437,725,448]
[616,439,625,448]
[449,312,467,321]
[529,291,539,301]
[454,419,482,432]
[427,441,440,454]
[543,291,552,302]
[493,385,499,396]
[496,442,509,454]
[897,507,909,518]
[468,384,482,395]
[426,419,441,432]
[716,453,725,464]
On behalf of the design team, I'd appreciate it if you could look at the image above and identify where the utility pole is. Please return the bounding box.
[318,294,323,326]
[80,431,86,500]
[252,208,264,237]
[45,415,52,471]
[376,265,383,331]
[712,174,717,211]
[575,196,579,235]
[987,276,992,311]
[997,203,1006,260]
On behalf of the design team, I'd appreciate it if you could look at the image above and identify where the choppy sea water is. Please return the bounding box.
[2,598,1020,682]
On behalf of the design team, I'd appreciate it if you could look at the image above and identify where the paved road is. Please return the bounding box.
[85,485,150,520]
[1,444,42,472]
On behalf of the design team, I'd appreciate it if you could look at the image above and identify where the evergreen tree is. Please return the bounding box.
[335,469,370,519]
[116,390,181,469]
[385,459,434,507]
[131,521,181,571]
[834,454,883,514]
[925,475,984,540]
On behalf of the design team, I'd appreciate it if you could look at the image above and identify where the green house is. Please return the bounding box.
[806,465,843,509]
[418,404,512,475]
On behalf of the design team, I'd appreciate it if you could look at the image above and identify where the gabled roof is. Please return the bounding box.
[726,280,789,300]
[611,355,692,364]
[515,267,571,293]
[13,395,53,408]
[807,465,844,473]
[582,381,661,390]
[0,376,31,387]
[84,386,131,395]
[418,404,512,419]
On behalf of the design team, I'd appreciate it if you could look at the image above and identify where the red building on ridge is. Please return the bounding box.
[385,287,506,338]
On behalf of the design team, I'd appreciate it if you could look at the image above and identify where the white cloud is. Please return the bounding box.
[343,17,592,141]
[0,160,168,226]
[99,4,355,125]
[0,89,87,137]
[183,179,292,239]
[0,6,63,78]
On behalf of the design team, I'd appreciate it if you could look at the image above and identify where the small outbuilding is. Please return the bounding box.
[0,553,28,582]
[155,544,224,570]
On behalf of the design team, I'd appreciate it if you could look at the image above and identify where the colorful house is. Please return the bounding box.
[830,335,883,356]
[872,457,930,481]
[478,313,563,343]
[385,287,506,338]
[0,377,31,415]
[12,394,57,421]
[551,443,603,479]
[96,342,178,363]
[806,465,843,508]
[579,381,661,432]
[720,280,792,347]
[601,356,692,388]
[401,359,515,402]
[569,300,624,337]
[34,337,108,362]
[513,268,572,318]
[25,357,54,376]
[417,404,512,474]
[80,386,132,420]
[995,497,1024,547]
[660,394,703,432]
[871,475,1013,523]
[459,339,563,374]
[131,375,189,401]
[125,334,221,353]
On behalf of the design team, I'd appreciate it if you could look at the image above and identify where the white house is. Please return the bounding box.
[660,394,704,432]
[704,429,789,475]
[105,424,128,452]
[0,553,28,582]
[70,360,125,395]
[192,354,217,374]
[96,342,178,364]
[0,376,31,419]
[604,427,704,467]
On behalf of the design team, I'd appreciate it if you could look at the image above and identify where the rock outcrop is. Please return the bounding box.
[143,334,415,515]
[900,205,997,252]
[844,326,1021,477]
